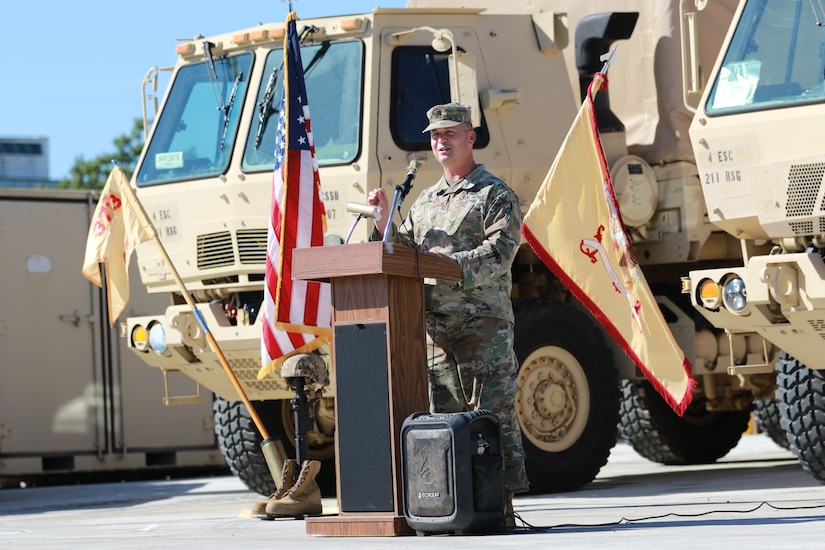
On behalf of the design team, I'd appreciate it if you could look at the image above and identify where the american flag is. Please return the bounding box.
[259,11,331,380]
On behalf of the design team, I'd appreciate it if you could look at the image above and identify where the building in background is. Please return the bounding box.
[0,137,56,188]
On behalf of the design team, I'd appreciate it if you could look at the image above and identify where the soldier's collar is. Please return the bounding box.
[438,164,484,195]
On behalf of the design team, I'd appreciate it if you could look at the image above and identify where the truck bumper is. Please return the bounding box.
[685,251,825,372]
[125,303,332,401]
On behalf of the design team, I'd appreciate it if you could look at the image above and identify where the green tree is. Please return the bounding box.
[58,118,145,190]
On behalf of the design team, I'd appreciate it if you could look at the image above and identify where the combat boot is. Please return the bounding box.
[504,491,516,529]
[265,460,322,517]
[251,458,299,516]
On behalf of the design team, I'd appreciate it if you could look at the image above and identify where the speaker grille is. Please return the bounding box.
[404,427,454,518]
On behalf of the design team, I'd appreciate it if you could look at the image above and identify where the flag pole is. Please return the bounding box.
[113,165,287,487]
[589,45,618,101]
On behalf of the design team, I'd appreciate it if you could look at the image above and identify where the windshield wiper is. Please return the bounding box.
[303,42,330,78]
[220,71,243,152]
[808,0,825,26]
[252,26,325,150]
[202,41,226,113]
[255,67,279,150]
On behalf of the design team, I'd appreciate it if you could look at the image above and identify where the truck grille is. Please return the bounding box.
[808,319,825,339]
[196,229,268,270]
[237,229,267,264]
[787,162,825,235]
[197,231,234,269]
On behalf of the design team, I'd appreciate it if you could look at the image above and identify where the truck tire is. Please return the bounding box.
[753,399,790,450]
[513,299,619,493]
[212,397,337,496]
[776,352,825,483]
[618,379,750,464]
[213,397,277,496]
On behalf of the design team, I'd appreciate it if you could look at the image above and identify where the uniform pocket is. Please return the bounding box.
[445,202,478,235]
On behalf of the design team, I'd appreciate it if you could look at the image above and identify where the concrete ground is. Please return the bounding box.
[1,434,824,549]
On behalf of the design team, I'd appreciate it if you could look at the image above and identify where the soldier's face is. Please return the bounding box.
[430,125,475,166]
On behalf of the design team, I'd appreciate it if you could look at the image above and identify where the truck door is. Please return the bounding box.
[376,23,509,214]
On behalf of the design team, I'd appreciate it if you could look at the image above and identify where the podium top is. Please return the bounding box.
[293,241,461,283]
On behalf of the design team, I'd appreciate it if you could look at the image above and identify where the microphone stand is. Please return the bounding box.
[382,161,419,242]
[345,214,365,245]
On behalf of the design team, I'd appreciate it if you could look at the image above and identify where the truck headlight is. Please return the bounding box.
[723,276,748,313]
[148,322,169,354]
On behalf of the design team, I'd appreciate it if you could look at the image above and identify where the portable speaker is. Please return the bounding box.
[401,410,504,535]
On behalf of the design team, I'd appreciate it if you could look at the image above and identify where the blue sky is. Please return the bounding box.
[2,1,405,181]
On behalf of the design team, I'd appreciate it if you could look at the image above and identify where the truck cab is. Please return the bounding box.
[125,7,584,495]
[685,0,825,482]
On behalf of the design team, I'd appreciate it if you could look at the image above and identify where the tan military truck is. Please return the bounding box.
[124,0,757,496]
[683,0,825,484]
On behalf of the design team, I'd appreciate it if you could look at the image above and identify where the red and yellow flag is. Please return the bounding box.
[82,165,151,324]
[522,75,694,416]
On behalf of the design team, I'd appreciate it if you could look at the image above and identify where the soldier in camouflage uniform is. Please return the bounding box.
[369,103,529,515]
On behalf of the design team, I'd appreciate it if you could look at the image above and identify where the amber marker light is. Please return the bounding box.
[132,325,149,352]
[175,43,195,56]
[340,18,362,31]
[698,278,722,309]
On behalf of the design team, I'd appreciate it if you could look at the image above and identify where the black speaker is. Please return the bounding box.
[401,410,504,535]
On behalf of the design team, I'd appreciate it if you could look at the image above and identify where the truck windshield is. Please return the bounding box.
[706,0,825,114]
[136,53,252,186]
[242,40,363,171]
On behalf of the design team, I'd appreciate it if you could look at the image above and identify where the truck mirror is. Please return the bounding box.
[451,51,481,128]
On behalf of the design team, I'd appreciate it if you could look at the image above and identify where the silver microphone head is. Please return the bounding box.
[346,202,382,222]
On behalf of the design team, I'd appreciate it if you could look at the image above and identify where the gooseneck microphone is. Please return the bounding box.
[346,202,382,221]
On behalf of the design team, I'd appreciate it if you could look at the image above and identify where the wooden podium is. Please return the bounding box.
[292,241,461,536]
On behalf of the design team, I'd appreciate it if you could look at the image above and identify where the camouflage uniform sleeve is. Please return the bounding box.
[369,220,417,249]
[368,216,416,249]
[453,183,522,289]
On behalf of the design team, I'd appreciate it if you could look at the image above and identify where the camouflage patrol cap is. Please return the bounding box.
[422,102,472,132]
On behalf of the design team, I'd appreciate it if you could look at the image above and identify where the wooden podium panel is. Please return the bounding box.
[293,242,460,536]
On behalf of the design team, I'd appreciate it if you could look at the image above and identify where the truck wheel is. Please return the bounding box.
[618,379,750,464]
[213,397,277,496]
[513,299,619,493]
[212,396,337,496]
[776,352,825,483]
[753,399,790,450]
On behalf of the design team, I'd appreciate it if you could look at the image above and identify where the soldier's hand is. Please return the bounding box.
[368,188,390,235]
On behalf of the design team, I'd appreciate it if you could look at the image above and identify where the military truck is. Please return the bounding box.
[124,0,761,497]
[683,0,825,483]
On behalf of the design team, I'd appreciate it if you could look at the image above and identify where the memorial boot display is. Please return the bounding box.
[250,459,299,516]
[265,460,322,517]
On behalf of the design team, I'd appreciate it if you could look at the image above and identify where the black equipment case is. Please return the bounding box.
[400,410,505,535]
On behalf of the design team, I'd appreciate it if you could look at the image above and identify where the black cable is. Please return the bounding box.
[508,500,825,532]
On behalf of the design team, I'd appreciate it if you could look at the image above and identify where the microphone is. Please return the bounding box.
[399,160,420,202]
[346,202,382,221]
[405,159,421,178]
